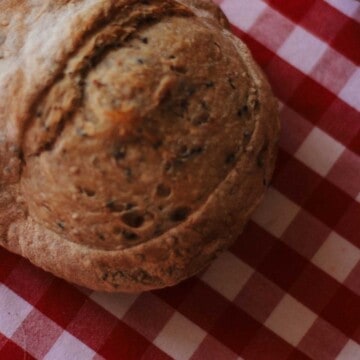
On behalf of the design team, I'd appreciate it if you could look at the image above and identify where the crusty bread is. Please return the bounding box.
[0,0,279,292]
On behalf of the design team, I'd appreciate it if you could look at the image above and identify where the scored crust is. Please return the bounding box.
[0,0,279,292]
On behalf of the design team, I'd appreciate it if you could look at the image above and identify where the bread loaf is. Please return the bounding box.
[0,0,279,292]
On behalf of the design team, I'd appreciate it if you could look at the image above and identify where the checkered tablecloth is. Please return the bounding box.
[1,0,359,359]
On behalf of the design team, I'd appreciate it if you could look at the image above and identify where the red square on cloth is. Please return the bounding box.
[298,318,349,360]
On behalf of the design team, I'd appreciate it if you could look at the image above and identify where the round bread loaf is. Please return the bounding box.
[0,0,279,292]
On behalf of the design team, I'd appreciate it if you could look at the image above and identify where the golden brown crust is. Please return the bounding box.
[0,0,279,292]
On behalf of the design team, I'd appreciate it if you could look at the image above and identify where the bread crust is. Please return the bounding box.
[0,0,279,292]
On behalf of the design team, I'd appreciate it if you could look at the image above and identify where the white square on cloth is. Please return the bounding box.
[220,0,267,31]
[336,339,360,360]
[338,68,360,111]
[0,285,33,338]
[265,294,317,346]
[90,292,138,319]
[312,232,360,283]
[154,312,206,360]
[202,252,254,301]
[43,331,96,360]
[296,127,345,176]
[278,26,328,74]
[252,188,300,238]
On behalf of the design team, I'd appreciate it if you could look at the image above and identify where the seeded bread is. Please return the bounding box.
[0,0,279,292]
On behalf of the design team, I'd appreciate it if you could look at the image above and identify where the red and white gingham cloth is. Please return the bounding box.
[1,0,360,359]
